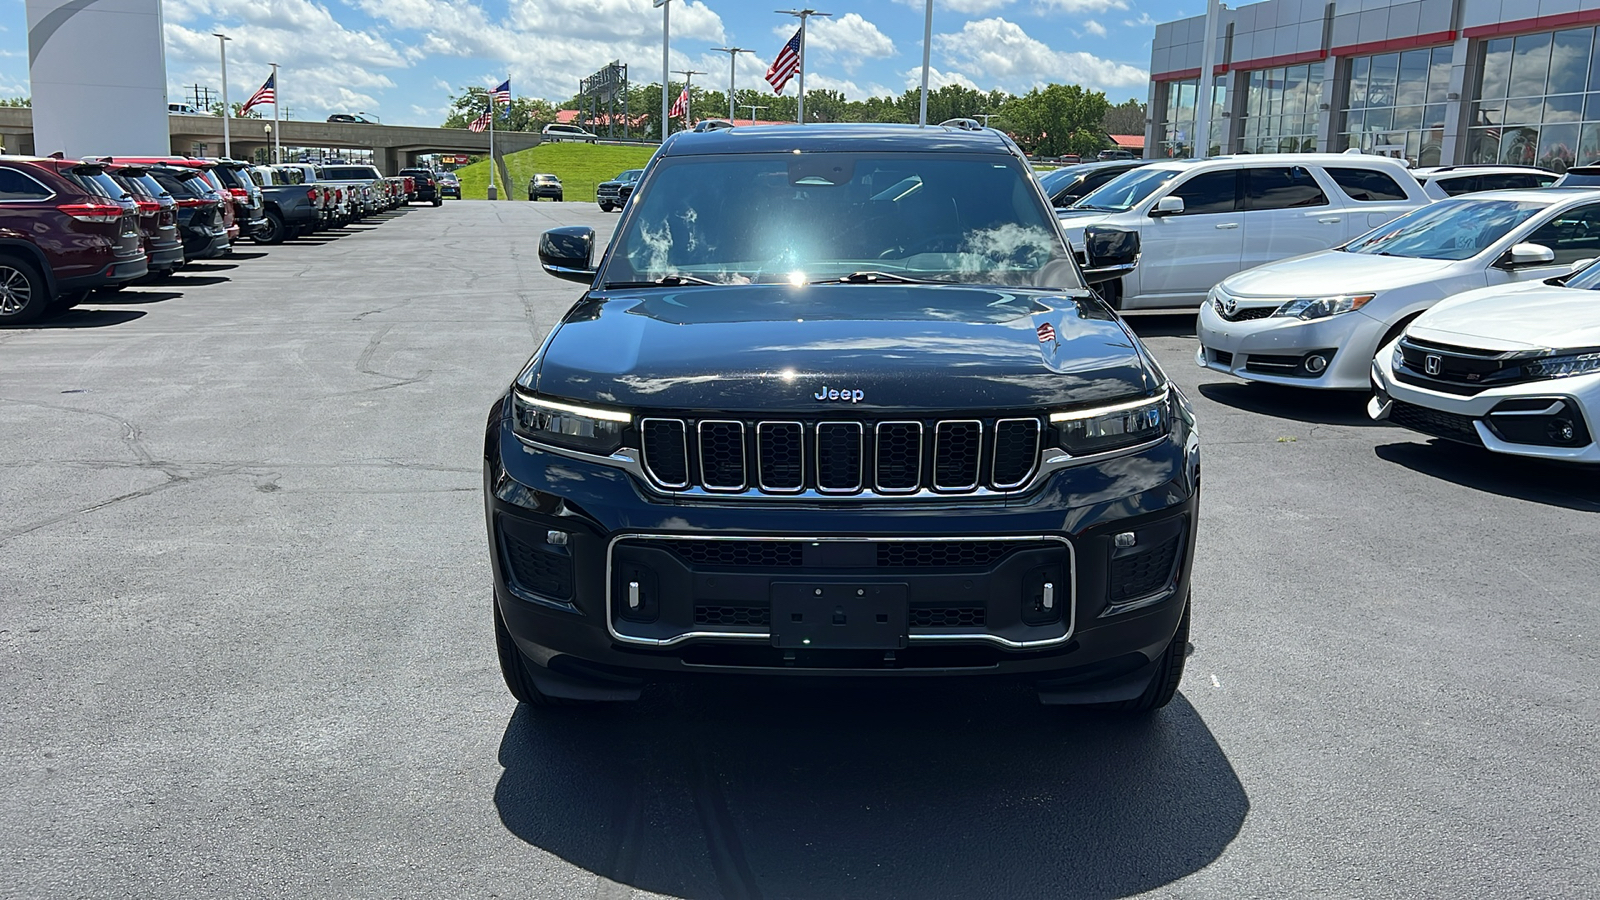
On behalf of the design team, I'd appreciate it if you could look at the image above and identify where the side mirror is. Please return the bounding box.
[1501,242,1556,269]
[1150,195,1185,217]
[1081,225,1141,285]
[539,226,597,284]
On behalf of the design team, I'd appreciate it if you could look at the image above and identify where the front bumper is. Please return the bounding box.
[1370,352,1600,463]
[440,187,460,198]
[1196,301,1388,390]
[484,400,1200,691]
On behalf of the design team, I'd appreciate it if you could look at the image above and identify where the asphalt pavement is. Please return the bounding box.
[1,200,1597,899]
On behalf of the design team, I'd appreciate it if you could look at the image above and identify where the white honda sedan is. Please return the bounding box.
[1369,264,1600,463]
[1196,190,1600,390]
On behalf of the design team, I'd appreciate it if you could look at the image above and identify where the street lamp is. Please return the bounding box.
[710,47,752,122]
[918,0,932,126]
[742,103,769,123]
[776,9,830,125]
[653,0,674,140]
[672,69,704,132]
[213,33,232,157]
[264,123,272,164]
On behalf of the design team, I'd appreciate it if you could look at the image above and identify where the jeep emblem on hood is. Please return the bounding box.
[814,386,865,403]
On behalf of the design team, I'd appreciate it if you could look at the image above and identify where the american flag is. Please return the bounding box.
[766,28,802,93]
[492,79,511,118]
[1036,322,1057,344]
[467,106,493,132]
[240,72,275,115]
[668,86,689,119]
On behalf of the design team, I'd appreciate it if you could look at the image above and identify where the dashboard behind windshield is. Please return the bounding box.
[601,152,1081,289]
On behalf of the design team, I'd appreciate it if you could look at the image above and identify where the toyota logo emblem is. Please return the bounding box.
[1424,354,1442,376]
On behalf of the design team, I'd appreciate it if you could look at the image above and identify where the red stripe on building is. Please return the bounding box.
[1153,64,1229,81]
[1331,29,1457,57]
[1464,9,1600,38]
[1226,48,1328,72]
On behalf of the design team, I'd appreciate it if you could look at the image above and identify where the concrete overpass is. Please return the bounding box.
[0,107,541,181]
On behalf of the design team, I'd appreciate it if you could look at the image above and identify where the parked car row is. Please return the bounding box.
[1055,152,1600,465]
[0,153,435,325]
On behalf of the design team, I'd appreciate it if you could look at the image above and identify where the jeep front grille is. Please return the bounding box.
[638,416,1042,496]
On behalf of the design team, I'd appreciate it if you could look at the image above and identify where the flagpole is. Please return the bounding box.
[918,0,933,127]
[270,63,281,163]
[777,9,830,124]
[488,90,496,200]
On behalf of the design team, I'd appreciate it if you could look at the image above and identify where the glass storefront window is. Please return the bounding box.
[1340,46,1453,167]
[1470,25,1600,170]
[1156,77,1225,158]
[1236,62,1324,153]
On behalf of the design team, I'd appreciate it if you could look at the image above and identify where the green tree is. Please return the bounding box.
[442,88,558,132]
[212,100,262,119]
[0,97,31,107]
[1101,98,1146,135]
[1002,84,1111,157]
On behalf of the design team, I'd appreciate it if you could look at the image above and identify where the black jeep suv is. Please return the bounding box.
[486,124,1198,712]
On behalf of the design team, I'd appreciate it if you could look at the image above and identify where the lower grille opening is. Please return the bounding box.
[666,540,804,567]
[909,605,986,628]
[1109,534,1180,604]
[677,644,1010,669]
[1390,401,1483,447]
[695,605,771,627]
[503,532,574,600]
[877,541,1020,568]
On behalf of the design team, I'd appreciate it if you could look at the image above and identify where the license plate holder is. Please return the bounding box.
[770,583,909,649]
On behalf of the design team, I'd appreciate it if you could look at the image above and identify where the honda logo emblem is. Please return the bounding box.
[1424,354,1442,376]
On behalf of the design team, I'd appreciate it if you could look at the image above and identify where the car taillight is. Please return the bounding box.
[175,197,212,208]
[229,187,249,199]
[59,201,125,223]
[306,188,318,201]
[135,199,160,214]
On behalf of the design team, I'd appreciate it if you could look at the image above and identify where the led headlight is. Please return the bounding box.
[1272,293,1376,320]
[1051,390,1170,456]
[511,391,631,454]
[1522,350,1600,380]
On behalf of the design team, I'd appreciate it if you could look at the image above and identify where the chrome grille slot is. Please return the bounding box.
[641,418,689,488]
[816,422,864,493]
[934,420,982,491]
[697,420,747,491]
[756,421,804,491]
[874,421,923,493]
[991,419,1041,489]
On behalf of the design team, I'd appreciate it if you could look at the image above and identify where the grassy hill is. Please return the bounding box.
[452,143,656,202]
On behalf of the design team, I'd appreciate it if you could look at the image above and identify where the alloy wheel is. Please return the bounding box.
[0,265,33,317]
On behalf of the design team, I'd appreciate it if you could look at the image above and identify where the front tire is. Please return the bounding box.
[255,212,287,245]
[599,202,614,212]
[432,198,442,207]
[1097,277,1124,311]
[0,256,51,326]
[1103,599,1189,713]
[494,602,581,707]
[554,193,563,202]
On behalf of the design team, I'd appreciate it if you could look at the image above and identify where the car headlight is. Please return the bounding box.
[1522,350,1600,379]
[1207,286,1225,314]
[1392,341,1405,370]
[511,390,631,454]
[1050,390,1170,456]
[1272,293,1376,320]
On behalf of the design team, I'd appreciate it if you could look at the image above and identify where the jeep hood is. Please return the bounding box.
[531,284,1159,413]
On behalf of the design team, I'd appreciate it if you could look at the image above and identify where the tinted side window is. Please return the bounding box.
[1478,173,1535,191]
[1328,167,1409,202]
[1049,175,1086,206]
[1522,203,1600,264]
[1170,170,1239,215]
[0,167,52,201]
[1436,175,1479,196]
[1246,166,1328,210]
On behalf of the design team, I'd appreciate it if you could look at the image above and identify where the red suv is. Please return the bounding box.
[0,155,148,325]
[115,158,241,248]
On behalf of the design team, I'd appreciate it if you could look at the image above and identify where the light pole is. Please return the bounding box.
[710,47,752,121]
[672,69,704,132]
[269,62,281,165]
[1193,0,1224,158]
[776,9,830,124]
[918,0,933,126]
[742,103,768,123]
[653,0,673,140]
[214,33,232,157]
[263,124,272,165]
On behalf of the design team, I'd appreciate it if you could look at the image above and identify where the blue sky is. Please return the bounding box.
[1,0,1182,127]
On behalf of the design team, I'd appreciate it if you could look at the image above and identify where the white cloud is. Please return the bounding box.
[1035,0,1130,13]
[1123,12,1159,26]
[902,65,981,92]
[1078,20,1109,37]
[893,0,1016,12]
[772,13,895,75]
[934,18,1148,92]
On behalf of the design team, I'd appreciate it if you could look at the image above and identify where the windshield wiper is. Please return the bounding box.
[604,274,722,288]
[821,271,940,285]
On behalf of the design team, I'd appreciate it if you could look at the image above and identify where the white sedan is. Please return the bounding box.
[1196,190,1600,390]
[1369,268,1600,463]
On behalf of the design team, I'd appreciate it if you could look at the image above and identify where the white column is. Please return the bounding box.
[1192,0,1221,159]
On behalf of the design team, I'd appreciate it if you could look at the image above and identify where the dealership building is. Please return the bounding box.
[1145,0,1600,170]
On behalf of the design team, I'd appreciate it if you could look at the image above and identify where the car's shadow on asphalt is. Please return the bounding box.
[1121,312,1198,339]
[184,262,237,272]
[23,308,147,328]
[89,289,183,305]
[223,250,268,261]
[1196,381,1388,428]
[157,274,229,288]
[494,681,1247,899]
[1374,441,1600,511]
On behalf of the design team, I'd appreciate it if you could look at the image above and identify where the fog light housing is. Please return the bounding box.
[1305,354,1328,374]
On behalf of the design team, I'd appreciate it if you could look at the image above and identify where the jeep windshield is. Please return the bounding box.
[600,152,1082,289]
[1342,197,1545,261]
